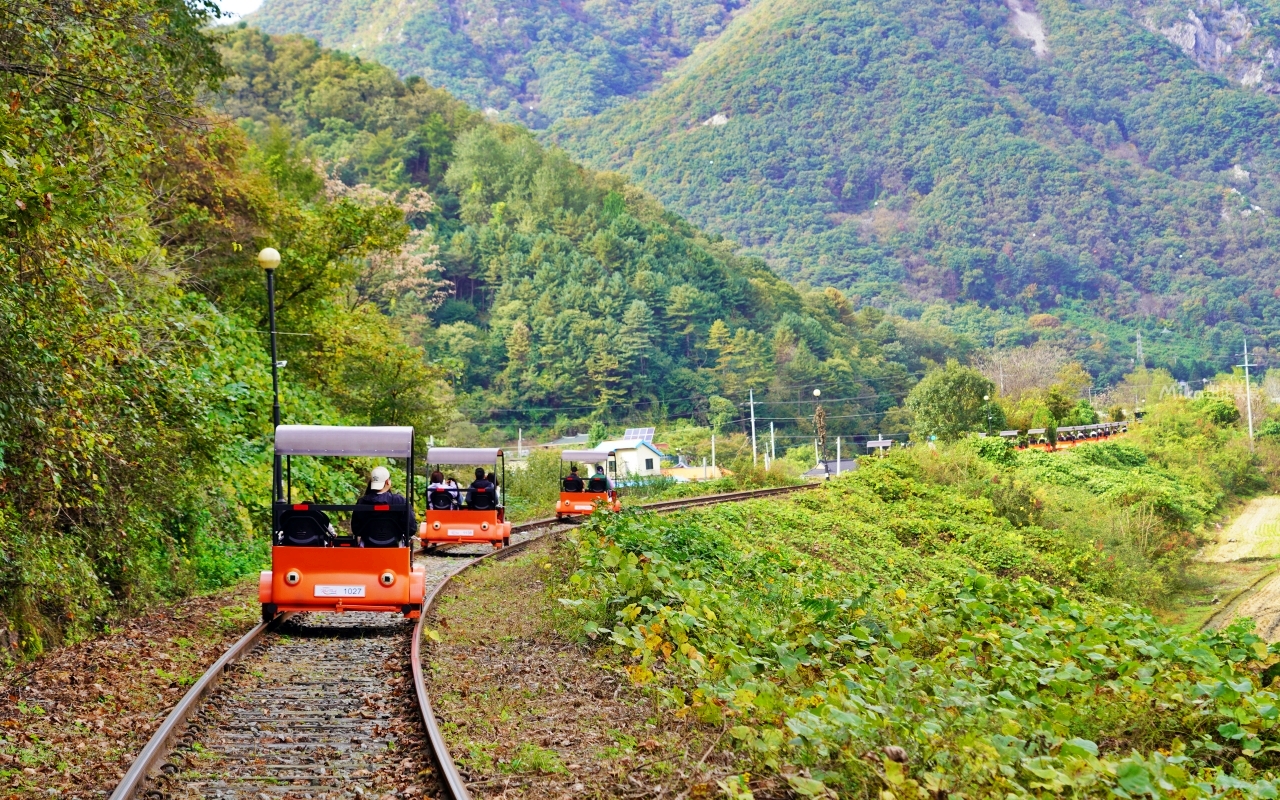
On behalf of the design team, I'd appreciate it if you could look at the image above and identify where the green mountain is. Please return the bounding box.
[245,0,745,126]
[247,0,1280,379]
[550,0,1280,377]
[215,28,965,437]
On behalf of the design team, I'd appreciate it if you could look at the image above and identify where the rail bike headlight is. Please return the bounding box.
[432,521,441,530]
[380,570,396,587]
[480,522,489,531]
[285,569,302,586]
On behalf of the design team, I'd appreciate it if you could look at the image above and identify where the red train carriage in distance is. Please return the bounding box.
[556,449,621,519]
[419,447,512,551]
[259,425,425,623]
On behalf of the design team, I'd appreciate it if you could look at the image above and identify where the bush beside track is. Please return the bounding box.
[553,429,1280,798]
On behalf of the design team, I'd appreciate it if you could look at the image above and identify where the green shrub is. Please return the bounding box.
[970,435,1017,466]
[1193,392,1242,426]
[558,499,1280,798]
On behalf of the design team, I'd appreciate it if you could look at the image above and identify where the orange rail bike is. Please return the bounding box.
[259,425,425,622]
[555,448,621,519]
[419,447,512,551]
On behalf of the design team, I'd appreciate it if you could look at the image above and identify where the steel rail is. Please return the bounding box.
[112,482,816,799]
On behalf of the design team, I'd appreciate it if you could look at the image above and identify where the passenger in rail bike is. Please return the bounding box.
[427,471,457,510]
[485,471,502,504]
[589,464,614,492]
[358,465,407,507]
[444,475,461,506]
[562,465,585,492]
[465,467,497,509]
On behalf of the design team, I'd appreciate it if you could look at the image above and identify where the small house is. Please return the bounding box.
[594,439,665,477]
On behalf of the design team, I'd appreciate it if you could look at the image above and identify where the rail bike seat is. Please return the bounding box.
[466,487,496,511]
[428,489,456,510]
[586,476,609,493]
[277,507,333,547]
[352,503,410,548]
[562,477,585,492]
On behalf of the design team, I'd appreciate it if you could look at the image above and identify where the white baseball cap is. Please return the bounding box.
[369,466,391,491]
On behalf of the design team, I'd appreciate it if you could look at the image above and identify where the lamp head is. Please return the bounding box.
[258,247,281,271]
[812,389,821,398]
[983,395,990,401]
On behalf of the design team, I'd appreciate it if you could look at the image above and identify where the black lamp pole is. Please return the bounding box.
[260,248,283,502]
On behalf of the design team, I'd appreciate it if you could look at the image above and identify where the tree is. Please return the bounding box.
[906,361,997,442]
[586,333,626,415]
[1045,386,1076,423]
[1191,391,1240,426]
[618,299,655,380]
[708,395,737,432]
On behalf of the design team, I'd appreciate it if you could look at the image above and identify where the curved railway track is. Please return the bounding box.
[110,483,812,800]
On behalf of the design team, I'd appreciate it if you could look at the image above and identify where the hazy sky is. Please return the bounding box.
[216,0,263,21]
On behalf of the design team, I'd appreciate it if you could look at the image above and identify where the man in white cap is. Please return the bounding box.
[357,465,407,507]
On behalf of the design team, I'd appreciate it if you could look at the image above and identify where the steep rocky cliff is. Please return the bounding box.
[1128,0,1280,92]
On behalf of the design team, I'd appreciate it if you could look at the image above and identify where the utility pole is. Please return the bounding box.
[749,389,758,468]
[1240,337,1255,448]
[836,437,841,475]
[711,433,716,474]
[1135,331,1144,368]
[812,388,824,467]
[518,428,522,459]
[770,422,775,462]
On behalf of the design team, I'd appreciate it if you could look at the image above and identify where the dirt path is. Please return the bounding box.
[1223,576,1280,639]
[1201,496,1280,562]
[1199,496,1280,638]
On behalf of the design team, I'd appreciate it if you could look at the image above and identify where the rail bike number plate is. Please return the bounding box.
[446,529,475,537]
[314,584,366,598]
[574,504,594,511]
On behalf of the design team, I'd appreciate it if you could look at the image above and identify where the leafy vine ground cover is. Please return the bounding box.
[555,429,1280,797]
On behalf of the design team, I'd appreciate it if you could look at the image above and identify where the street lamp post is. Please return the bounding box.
[984,394,991,434]
[259,247,283,502]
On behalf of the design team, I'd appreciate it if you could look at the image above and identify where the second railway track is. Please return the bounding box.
[111,483,813,800]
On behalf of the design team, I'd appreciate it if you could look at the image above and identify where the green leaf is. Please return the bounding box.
[1060,738,1098,758]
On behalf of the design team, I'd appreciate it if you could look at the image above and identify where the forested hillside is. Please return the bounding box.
[240,0,1280,383]
[552,0,1280,383]
[1,2,442,654]
[215,29,966,436]
[245,0,746,126]
[1,6,968,654]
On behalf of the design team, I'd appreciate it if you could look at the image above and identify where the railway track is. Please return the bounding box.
[110,483,813,800]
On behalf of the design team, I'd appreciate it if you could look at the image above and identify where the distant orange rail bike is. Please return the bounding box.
[259,425,425,623]
[555,448,621,519]
[419,447,512,551]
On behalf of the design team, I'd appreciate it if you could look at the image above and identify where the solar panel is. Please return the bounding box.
[622,427,655,442]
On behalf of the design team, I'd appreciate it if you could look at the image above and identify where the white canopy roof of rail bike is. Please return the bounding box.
[425,447,504,465]
[559,449,614,463]
[275,425,414,457]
